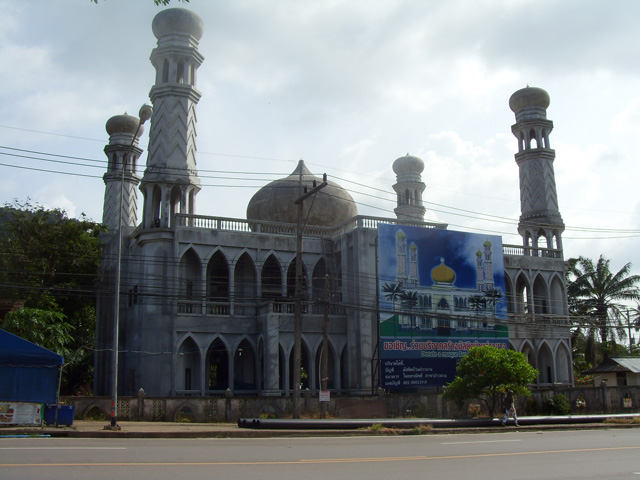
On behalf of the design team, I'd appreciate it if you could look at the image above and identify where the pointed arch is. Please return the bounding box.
[234,252,257,302]
[261,254,283,300]
[177,336,201,392]
[549,274,566,316]
[207,250,230,301]
[555,341,572,384]
[515,273,530,316]
[170,185,181,227]
[234,338,257,391]
[314,338,336,390]
[206,337,229,391]
[532,274,548,315]
[503,271,515,314]
[286,257,307,299]
[537,342,554,384]
[312,258,328,303]
[178,248,202,314]
[288,339,310,390]
[340,345,349,391]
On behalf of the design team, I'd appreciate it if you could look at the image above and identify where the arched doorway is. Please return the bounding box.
[234,339,256,391]
[206,338,229,391]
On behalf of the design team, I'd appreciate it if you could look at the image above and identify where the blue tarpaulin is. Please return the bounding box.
[0,329,64,404]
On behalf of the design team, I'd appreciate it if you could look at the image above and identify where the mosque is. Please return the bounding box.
[94,8,572,398]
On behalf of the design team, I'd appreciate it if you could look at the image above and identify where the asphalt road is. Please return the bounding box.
[1,428,639,480]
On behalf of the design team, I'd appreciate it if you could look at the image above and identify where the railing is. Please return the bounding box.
[177,298,348,318]
[177,300,202,315]
[509,314,572,326]
[174,213,447,239]
[503,244,563,259]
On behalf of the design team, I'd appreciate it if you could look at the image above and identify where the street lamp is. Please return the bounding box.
[108,104,152,430]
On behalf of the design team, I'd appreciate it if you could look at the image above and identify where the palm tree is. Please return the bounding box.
[469,295,486,316]
[567,255,640,364]
[484,288,504,318]
[382,282,404,313]
[400,290,418,327]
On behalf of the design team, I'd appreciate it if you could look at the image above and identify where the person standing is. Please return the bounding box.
[502,390,519,426]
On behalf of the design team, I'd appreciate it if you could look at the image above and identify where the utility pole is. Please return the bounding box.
[321,273,330,419]
[292,172,327,419]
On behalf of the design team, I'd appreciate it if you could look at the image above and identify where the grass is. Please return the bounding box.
[604,416,640,425]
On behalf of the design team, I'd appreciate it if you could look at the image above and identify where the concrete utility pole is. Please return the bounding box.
[107,104,152,430]
[292,173,327,419]
[321,273,330,419]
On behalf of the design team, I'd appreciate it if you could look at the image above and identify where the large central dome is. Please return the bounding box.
[247,160,358,227]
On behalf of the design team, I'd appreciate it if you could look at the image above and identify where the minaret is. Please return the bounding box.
[408,243,418,287]
[396,230,408,288]
[509,87,565,252]
[483,240,494,290]
[140,8,204,229]
[102,114,145,231]
[392,154,426,223]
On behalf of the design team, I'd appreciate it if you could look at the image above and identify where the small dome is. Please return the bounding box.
[152,8,204,41]
[246,160,358,227]
[393,154,424,175]
[431,258,456,284]
[483,240,492,247]
[105,113,144,137]
[509,87,550,113]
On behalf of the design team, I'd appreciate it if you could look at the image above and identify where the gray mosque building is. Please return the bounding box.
[95,8,572,398]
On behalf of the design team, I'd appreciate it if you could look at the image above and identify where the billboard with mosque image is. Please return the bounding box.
[377,224,509,391]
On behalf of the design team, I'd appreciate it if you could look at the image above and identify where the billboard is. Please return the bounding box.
[378,224,508,391]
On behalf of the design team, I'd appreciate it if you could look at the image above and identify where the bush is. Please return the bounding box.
[524,397,539,416]
[544,394,571,415]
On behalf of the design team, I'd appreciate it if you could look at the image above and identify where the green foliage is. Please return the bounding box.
[0,200,104,394]
[443,346,538,417]
[567,255,640,365]
[524,396,539,416]
[544,394,571,415]
[3,308,73,358]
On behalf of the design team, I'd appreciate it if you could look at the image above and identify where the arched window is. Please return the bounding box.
[162,59,169,83]
[177,59,185,83]
[234,253,257,302]
[207,251,229,301]
[261,255,282,299]
[178,249,201,314]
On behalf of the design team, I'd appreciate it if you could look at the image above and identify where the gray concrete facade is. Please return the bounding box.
[95,9,573,399]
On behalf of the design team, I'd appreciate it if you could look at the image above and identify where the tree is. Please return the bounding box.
[444,346,538,417]
[382,282,404,313]
[567,255,640,364]
[484,287,504,317]
[0,200,105,394]
[3,308,74,359]
[469,295,486,316]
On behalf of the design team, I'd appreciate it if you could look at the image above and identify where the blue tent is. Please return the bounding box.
[0,329,64,404]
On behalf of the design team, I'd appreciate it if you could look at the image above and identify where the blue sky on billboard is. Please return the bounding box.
[378,224,506,295]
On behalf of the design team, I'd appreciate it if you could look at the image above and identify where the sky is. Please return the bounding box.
[1,0,640,297]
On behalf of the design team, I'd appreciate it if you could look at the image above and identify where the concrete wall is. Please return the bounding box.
[64,385,640,423]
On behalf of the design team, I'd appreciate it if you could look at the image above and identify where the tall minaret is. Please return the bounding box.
[102,114,145,231]
[140,8,204,229]
[509,87,564,252]
[393,154,426,223]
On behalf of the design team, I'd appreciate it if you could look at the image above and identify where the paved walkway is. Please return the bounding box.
[1,414,639,438]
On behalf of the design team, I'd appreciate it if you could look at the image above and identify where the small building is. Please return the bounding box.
[584,357,640,387]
